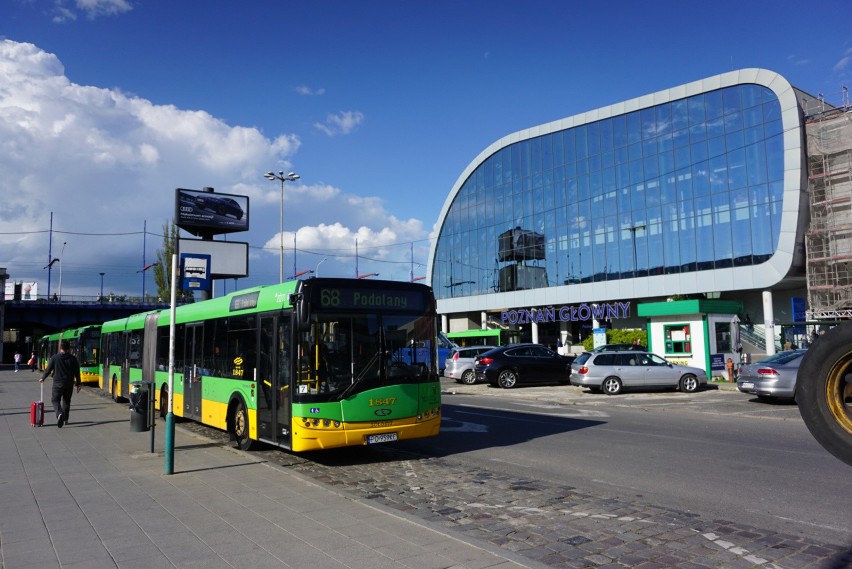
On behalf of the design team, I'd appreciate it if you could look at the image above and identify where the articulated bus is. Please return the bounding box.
[100,277,442,452]
[39,326,103,384]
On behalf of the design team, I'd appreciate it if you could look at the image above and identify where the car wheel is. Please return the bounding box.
[679,374,699,393]
[797,322,852,467]
[461,370,477,385]
[602,376,622,395]
[497,369,518,389]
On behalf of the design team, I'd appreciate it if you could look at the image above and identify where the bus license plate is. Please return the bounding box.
[367,433,398,444]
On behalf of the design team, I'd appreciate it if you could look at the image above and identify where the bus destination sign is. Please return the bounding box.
[317,286,426,311]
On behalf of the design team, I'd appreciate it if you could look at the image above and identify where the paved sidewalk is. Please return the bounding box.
[0,368,535,569]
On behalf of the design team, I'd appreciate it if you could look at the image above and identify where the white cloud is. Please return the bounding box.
[294,85,326,96]
[314,110,364,136]
[833,48,852,73]
[51,0,133,22]
[0,40,429,293]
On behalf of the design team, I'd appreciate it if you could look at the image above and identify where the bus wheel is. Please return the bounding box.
[232,400,254,451]
[159,387,168,419]
[797,323,852,467]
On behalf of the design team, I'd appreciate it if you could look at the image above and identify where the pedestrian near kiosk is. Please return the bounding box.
[726,357,735,383]
[14,349,21,372]
[39,340,81,428]
[29,352,37,372]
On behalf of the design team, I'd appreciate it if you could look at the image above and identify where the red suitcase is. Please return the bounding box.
[31,383,44,427]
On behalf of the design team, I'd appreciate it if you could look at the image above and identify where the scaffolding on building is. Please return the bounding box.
[805,86,852,320]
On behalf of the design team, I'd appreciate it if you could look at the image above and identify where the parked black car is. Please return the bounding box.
[474,343,574,388]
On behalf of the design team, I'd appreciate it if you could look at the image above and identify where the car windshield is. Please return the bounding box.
[757,350,806,365]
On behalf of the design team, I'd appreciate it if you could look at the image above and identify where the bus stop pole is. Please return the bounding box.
[164,254,177,475]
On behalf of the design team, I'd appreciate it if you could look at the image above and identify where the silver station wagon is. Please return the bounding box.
[571,350,708,395]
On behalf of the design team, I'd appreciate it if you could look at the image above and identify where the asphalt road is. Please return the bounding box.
[420,381,852,546]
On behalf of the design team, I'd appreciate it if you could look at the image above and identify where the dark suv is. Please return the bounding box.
[474,344,574,388]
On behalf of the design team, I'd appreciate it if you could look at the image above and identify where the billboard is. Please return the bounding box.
[177,238,249,278]
[175,188,249,236]
[5,281,38,301]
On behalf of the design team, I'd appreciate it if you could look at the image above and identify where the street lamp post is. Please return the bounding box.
[315,257,328,277]
[99,272,105,301]
[58,241,67,301]
[264,170,301,283]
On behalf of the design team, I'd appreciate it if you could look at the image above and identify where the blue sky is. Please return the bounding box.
[2,0,850,298]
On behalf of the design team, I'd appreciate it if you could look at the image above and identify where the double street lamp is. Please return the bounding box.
[264,170,300,283]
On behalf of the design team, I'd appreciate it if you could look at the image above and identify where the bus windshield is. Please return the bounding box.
[293,311,436,403]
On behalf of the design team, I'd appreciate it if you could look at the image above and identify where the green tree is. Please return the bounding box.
[153,220,194,302]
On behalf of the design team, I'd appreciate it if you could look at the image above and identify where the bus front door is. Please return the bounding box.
[257,316,291,447]
[183,324,203,421]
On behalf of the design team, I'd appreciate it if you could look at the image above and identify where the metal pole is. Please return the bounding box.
[280,177,285,283]
[58,242,67,301]
[164,254,178,474]
[47,212,53,298]
[142,220,147,300]
[99,273,105,299]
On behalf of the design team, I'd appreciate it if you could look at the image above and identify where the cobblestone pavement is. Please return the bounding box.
[169,407,851,569]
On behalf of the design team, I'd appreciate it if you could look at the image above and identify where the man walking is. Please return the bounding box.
[39,340,81,428]
[14,350,21,372]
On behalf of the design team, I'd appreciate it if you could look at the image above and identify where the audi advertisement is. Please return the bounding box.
[176,188,249,235]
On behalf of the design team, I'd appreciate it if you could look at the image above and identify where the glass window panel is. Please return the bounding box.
[741,85,762,110]
[746,139,768,185]
[659,150,675,175]
[677,168,693,202]
[695,196,714,265]
[731,189,752,263]
[589,170,603,197]
[688,94,706,125]
[631,183,646,212]
[744,125,763,145]
[707,135,726,161]
[768,180,784,203]
[501,147,512,183]
[689,122,707,143]
[656,103,672,136]
[553,131,564,167]
[627,111,642,145]
[674,145,691,170]
[643,137,656,157]
[577,158,589,177]
[542,134,553,172]
[692,161,710,197]
[691,140,708,164]
[616,162,630,189]
[712,192,733,263]
[576,125,588,158]
[603,167,617,193]
[588,153,602,173]
[727,147,747,189]
[671,99,688,132]
[629,142,643,161]
[567,177,578,204]
[678,205,697,270]
[615,146,629,165]
[530,137,541,176]
[663,205,680,272]
[744,104,763,128]
[763,99,781,122]
[765,123,784,181]
[708,154,728,194]
[578,175,590,202]
[645,178,661,207]
[750,183,769,205]
[602,150,615,169]
[660,173,677,204]
[769,199,782,253]
[641,108,656,140]
[673,128,690,148]
[564,128,576,163]
[600,118,614,151]
[723,86,743,114]
[644,155,659,180]
[657,132,673,153]
[705,90,724,120]
[629,159,644,186]
[613,114,628,148]
[751,200,773,259]
[588,122,601,156]
[725,110,744,133]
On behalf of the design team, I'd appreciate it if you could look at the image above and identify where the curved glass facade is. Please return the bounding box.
[433,83,785,300]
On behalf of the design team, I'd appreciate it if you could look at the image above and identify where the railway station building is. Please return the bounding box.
[428,68,852,369]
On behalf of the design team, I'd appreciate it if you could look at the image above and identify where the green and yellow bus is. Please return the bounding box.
[100,277,442,452]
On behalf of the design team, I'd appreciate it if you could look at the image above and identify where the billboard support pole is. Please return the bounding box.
[164,253,177,475]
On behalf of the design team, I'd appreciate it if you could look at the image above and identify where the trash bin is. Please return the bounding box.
[129,381,150,432]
